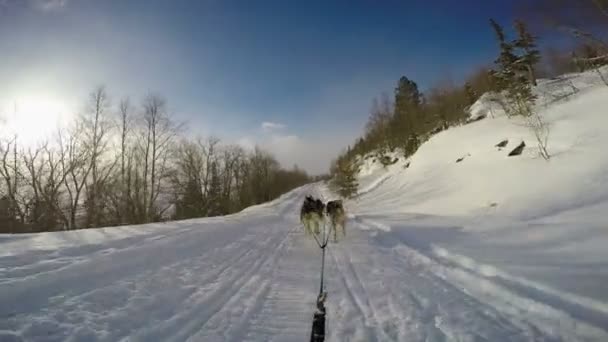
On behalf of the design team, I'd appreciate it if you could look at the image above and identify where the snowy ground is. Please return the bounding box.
[3,184,606,342]
[2,70,608,341]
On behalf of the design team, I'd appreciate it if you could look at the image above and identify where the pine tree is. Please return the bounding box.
[0,196,18,233]
[490,18,536,117]
[206,161,222,216]
[331,153,360,199]
[395,76,422,108]
[513,20,540,86]
[174,178,204,219]
[490,19,518,91]
[393,76,423,154]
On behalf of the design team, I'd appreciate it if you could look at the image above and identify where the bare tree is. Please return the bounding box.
[525,0,608,85]
[22,143,72,231]
[81,86,114,227]
[139,94,179,221]
[0,137,25,232]
[526,112,551,161]
[220,145,245,213]
[171,138,206,219]
[2,88,308,231]
[57,126,91,229]
[200,137,220,199]
[112,97,133,224]
[365,93,393,152]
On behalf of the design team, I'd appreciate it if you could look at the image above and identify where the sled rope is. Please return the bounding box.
[310,212,334,342]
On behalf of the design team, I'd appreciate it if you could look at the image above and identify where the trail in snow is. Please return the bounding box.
[327,222,558,342]
[2,186,607,342]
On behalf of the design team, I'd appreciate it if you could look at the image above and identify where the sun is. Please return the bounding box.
[1,95,72,145]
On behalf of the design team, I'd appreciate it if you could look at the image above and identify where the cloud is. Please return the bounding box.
[261,133,347,174]
[237,128,349,174]
[31,0,70,11]
[261,121,285,132]
[0,0,70,11]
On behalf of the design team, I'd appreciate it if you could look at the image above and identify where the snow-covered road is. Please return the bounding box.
[1,186,607,341]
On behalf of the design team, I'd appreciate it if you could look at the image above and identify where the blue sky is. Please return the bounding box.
[0,0,521,173]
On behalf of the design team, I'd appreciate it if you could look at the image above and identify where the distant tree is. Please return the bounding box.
[523,0,608,85]
[489,19,551,160]
[0,137,25,232]
[464,82,477,105]
[466,67,502,96]
[541,47,578,76]
[139,94,180,222]
[57,126,91,229]
[82,86,114,228]
[22,144,72,231]
[114,97,133,224]
[365,93,393,152]
[393,76,424,154]
[206,161,222,216]
[330,150,360,199]
[490,18,536,117]
[172,139,206,219]
[0,195,19,233]
[490,19,519,91]
[513,20,541,86]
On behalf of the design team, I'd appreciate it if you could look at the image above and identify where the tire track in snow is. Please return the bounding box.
[139,222,299,342]
[356,212,608,342]
[11,230,264,342]
[328,243,394,341]
[237,231,321,342]
[332,221,544,342]
[185,224,305,342]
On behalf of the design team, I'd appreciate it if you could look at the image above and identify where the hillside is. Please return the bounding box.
[320,68,608,338]
[350,68,608,218]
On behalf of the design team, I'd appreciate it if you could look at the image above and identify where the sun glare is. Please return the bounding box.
[1,95,72,145]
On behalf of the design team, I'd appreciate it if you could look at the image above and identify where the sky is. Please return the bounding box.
[0,0,522,174]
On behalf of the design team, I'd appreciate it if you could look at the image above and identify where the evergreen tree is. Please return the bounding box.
[393,76,423,153]
[174,178,204,219]
[330,151,360,199]
[513,20,541,86]
[0,196,19,233]
[490,18,536,116]
[206,161,222,216]
[490,19,518,91]
[395,76,422,108]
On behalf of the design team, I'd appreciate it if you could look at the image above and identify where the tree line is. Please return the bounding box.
[0,87,311,233]
[330,0,608,197]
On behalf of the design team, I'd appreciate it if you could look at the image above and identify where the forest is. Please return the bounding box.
[0,90,312,233]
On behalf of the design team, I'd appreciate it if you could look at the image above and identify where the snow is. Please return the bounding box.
[2,69,608,341]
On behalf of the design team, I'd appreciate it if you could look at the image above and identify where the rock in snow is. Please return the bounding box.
[495,139,509,148]
[508,141,526,157]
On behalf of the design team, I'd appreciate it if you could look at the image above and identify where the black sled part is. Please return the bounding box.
[310,292,327,342]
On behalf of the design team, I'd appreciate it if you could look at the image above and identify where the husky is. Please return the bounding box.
[326,200,346,242]
[300,196,325,235]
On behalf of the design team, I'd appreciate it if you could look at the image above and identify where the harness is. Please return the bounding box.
[309,208,333,342]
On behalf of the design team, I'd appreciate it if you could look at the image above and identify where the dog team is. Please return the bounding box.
[300,196,346,242]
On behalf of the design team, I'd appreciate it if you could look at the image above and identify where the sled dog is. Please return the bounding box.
[326,200,346,242]
[300,196,325,235]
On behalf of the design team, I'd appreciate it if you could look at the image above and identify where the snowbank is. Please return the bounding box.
[350,69,608,219]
